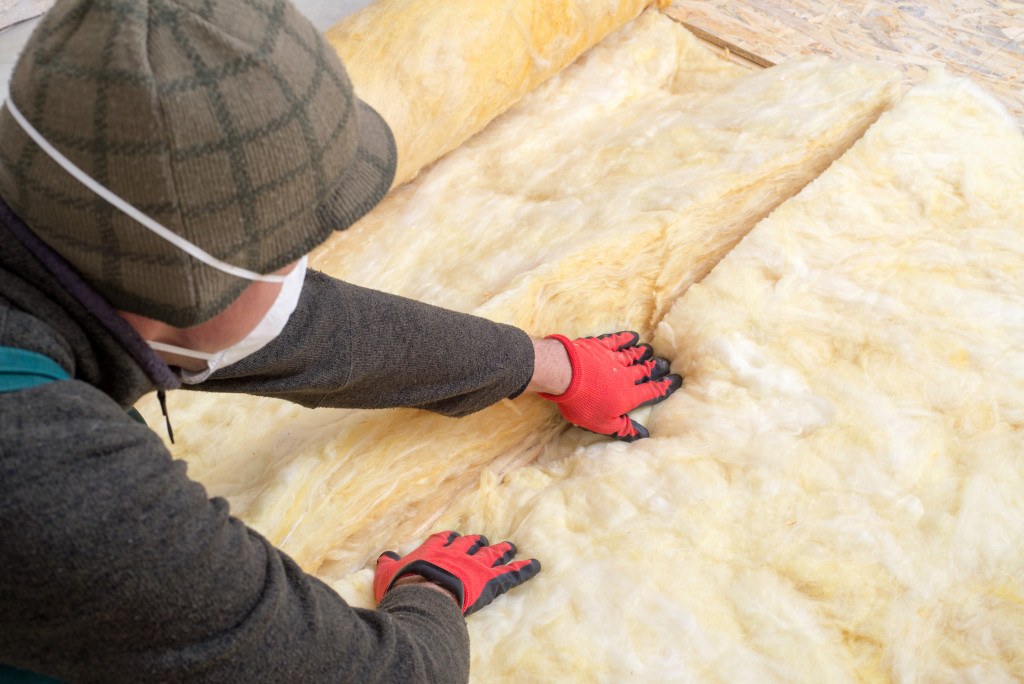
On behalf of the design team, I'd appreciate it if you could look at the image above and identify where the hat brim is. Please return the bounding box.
[316,99,397,233]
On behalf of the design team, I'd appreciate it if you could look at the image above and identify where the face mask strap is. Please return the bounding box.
[148,254,307,383]
[147,341,220,361]
[4,98,286,284]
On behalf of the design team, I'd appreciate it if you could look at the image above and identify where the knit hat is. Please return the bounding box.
[0,0,396,327]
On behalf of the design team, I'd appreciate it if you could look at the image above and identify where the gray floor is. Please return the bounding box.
[0,0,375,100]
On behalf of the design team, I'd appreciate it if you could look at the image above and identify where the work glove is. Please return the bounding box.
[539,331,682,442]
[374,531,541,616]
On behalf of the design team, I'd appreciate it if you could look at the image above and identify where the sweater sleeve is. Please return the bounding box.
[0,382,470,683]
[190,269,535,417]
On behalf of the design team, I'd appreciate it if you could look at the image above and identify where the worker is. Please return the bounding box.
[0,0,682,680]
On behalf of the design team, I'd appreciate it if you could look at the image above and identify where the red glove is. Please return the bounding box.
[374,531,541,616]
[539,331,681,442]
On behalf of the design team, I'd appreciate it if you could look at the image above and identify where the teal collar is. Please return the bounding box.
[0,346,70,392]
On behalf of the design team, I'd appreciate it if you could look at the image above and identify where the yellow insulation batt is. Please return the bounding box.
[326,72,1021,681]
[326,0,670,187]
[139,9,902,580]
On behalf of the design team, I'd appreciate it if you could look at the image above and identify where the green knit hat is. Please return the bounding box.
[0,0,396,327]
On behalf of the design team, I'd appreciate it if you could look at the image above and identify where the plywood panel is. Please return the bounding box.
[0,0,53,32]
[663,0,1024,129]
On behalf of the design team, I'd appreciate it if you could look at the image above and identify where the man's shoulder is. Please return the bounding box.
[1,377,147,451]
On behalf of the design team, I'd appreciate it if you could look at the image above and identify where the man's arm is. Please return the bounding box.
[0,381,470,683]
[194,270,682,440]
[192,269,535,417]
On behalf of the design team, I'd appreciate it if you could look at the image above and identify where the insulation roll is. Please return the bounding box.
[325,0,671,187]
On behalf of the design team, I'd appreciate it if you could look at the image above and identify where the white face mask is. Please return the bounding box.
[148,254,307,384]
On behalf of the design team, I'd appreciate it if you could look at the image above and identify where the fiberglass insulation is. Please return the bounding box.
[326,0,672,186]
[139,7,1024,682]
[395,71,1023,682]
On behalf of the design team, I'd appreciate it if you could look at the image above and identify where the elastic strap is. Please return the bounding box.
[4,98,286,284]
[147,341,219,361]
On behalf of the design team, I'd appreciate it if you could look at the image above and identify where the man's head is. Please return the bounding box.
[0,0,396,328]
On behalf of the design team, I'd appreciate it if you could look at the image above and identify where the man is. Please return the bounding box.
[0,0,681,680]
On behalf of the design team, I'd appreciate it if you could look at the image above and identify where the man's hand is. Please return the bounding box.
[374,532,541,616]
[537,331,682,442]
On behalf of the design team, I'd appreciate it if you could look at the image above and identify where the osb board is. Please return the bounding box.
[663,0,1024,130]
[0,0,53,32]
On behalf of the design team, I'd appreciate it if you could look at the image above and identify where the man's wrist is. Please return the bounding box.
[393,574,460,606]
[525,337,572,395]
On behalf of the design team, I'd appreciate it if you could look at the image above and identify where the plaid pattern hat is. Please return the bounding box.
[0,0,396,327]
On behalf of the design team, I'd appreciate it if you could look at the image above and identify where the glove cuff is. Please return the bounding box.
[537,334,583,402]
[388,559,467,612]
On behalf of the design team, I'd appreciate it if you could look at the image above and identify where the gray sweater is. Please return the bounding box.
[0,198,535,683]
